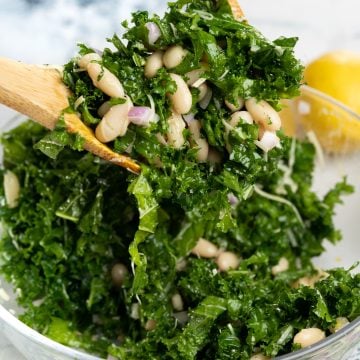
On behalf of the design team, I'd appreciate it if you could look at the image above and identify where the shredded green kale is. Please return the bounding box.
[0,1,358,359]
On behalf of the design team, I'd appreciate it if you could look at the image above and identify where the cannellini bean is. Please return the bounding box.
[245,98,281,131]
[229,111,254,128]
[167,112,186,149]
[168,73,193,114]
[187,120,209,162]
[207,148,222,164]
[171,294,184,312]
[95,97,133,143]
[194,138,209,163]
[87,63,125,98]
[250,354,270,360]
[271,257,289,275]
[225,97,245,112]
[175,258,187,272]
[197,83,209,102]
[130,303,140,320]
[144,51,163,78]
[163,45,188,69]
[185,63,208,85]
[3,171,20,208]
[77,52,101,69]
[187,119,201,139]
[156,133,167,146]
[97,101,112,117]
[330,317,349,333]
[191,238,219,258]
[145,319,157,331]
[111,263,128,287]
[293,269,329,289]
[216,251,240,271]
[293,328,325,348]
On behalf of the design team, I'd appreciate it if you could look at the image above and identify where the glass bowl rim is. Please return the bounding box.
[0,113,359,360]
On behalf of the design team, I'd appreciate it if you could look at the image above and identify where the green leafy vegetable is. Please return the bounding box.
[0,1,358,359]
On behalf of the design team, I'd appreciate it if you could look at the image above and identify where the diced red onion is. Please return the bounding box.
[93,48,103,56]
[199,88,212,109]
[128,106,155,127]
[145,22,161,45]
[255,131,280,152]
[182,113,196,124]
[227,193,239,206]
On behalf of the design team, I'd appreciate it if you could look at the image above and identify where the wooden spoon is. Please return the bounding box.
[0,2,244,175]
[227,0,245,19]
[0,57,141,174]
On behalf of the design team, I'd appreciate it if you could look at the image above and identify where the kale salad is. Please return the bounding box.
[0,1,359,359]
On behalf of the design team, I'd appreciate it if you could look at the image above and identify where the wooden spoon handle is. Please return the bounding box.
[0,58,66,129]
[0,57,140,173]
[227,0,245,19]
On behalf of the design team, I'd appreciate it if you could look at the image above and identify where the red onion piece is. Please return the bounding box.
[128,106,155,127]
[145,22,161,45]
[255,131,280,152]
[227,193,239,206]
[182,113,195,124]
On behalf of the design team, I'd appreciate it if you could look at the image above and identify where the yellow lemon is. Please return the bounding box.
[304,50,360,114]
[281,50,360,153]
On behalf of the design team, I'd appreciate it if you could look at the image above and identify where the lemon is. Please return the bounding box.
[281,50,360,153]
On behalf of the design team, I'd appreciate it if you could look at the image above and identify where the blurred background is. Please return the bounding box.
[0,0,360,359]
[0,0,360,65]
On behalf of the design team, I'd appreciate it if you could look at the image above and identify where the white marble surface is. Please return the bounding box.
[0,0,360,359]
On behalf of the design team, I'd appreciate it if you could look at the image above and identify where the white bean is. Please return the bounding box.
[171,294,184,312]
[77,52,101,69]
[97,101,112,117]
[216,251,240,271]
[250,354,270,360]
[191,238,219,258]
[130,303,140,320]
[145,319,157,331]
[87,63,125,98]
[168,73,193,114]
[197,83,209,102]
[111,263,128,287]
[245,98,281,131]
[330,317,349,333]
[293,328,325,348]
[3,171,20,208]
[271,257,289,275]
[229,111,254,128]
[185,63,208,85]
[144,51,163,78]
[187,120,209,162]
[194,138,209,163]
[187,119,201,139]
[163,45,188,69]
[167,112,186,149]
[293,269,329,289]
[207,148,222,164]
[95,97,133,143]
[156,133,167,146]
[225,97,245,112]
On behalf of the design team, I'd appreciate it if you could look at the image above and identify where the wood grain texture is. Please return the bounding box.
[0,57,140,173]
[227,0,245,19]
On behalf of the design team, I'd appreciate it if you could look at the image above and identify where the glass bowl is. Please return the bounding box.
[0,86,360,360]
